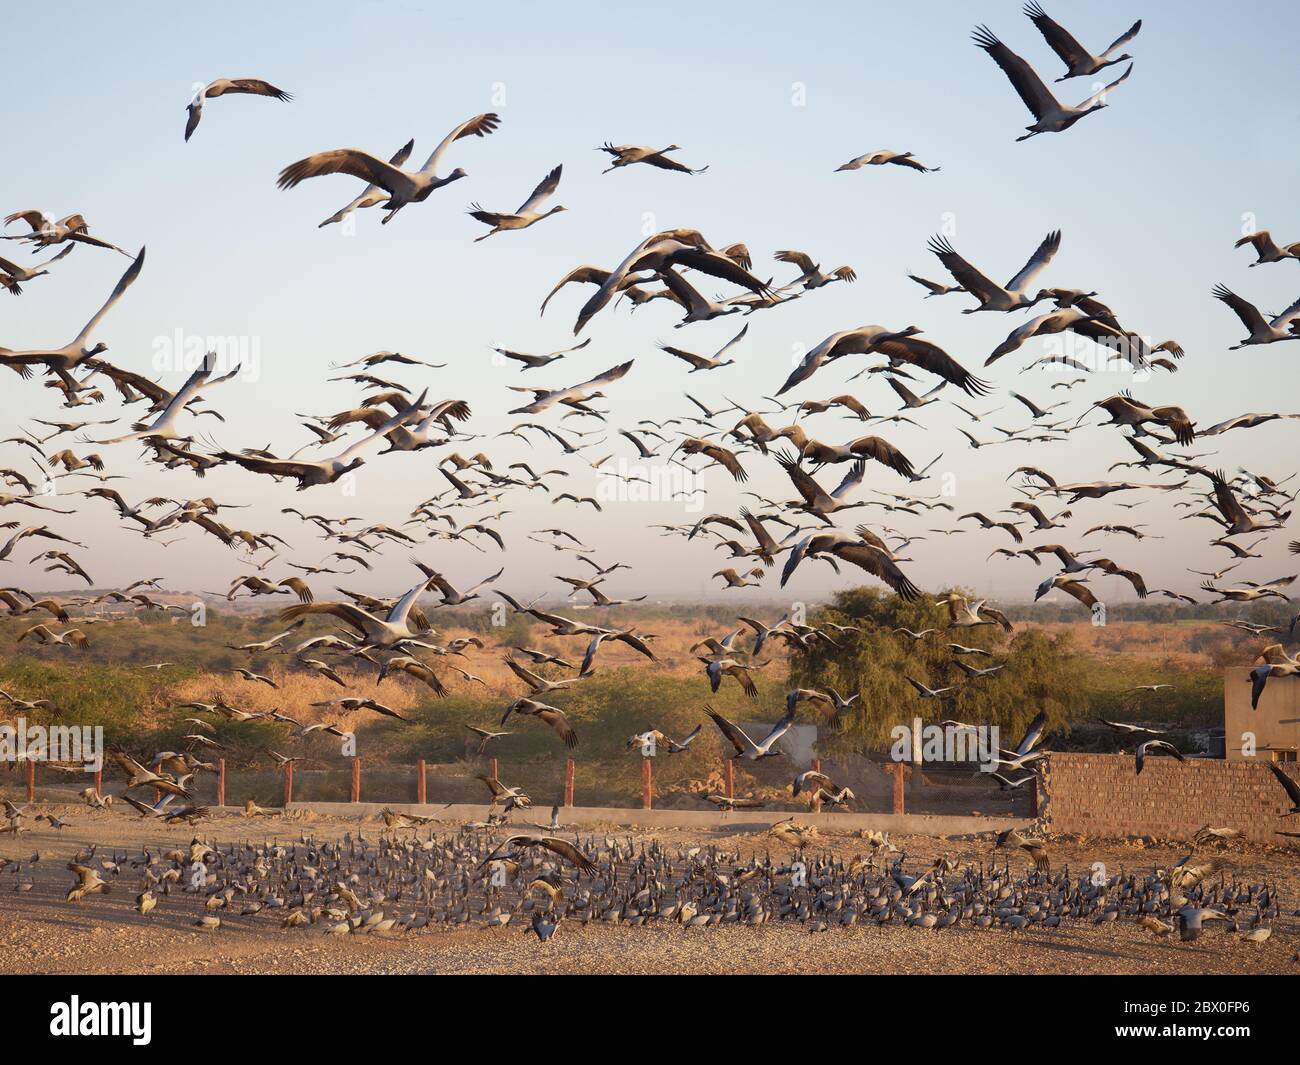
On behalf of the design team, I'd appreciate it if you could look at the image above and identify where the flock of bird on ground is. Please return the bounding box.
[2,796,1293,944]
[2,5,1300,946]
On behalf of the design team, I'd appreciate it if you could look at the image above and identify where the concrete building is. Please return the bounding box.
[1223,666,1300,762]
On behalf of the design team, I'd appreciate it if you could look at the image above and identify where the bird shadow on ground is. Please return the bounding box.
[1018,933,1143,962]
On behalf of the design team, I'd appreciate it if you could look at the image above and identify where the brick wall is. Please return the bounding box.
[1042,753,1300,845]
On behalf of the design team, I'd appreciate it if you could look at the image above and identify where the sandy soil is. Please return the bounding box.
[1,807,1295,975]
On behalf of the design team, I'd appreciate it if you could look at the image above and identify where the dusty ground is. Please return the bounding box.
[0,806,1295,975]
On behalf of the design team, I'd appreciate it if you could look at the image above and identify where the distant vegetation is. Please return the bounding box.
[0,587,1278,798]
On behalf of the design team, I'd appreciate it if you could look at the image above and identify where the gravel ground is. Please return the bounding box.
[1,807,1296,975]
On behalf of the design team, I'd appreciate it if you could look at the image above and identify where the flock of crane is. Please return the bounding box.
[7,817,1287,944]
[2,4,1300,949]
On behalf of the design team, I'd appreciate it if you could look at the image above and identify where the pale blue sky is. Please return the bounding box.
[3,0,1298,602]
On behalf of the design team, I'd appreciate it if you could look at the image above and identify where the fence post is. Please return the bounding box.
[564,758,575,807]
[283,762,293,806]
[490,757,498,780]
[891,763,905,816]
[93,762,103,799]
[725,758,735,800]
[642,757,653,810]
[351,758,361,803]
[813,758,822,774]
[25,759,35,803]
[216,758,225,807]
[416,759,426,805]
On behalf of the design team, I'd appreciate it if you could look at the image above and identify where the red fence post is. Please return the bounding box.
[25,759,35,803]
[417,759,426,805]
[642,757,653,810]
[725,758,735,800]
[891,763,905,816]
[216,758,225,807]
[283,762,293,806]
[814,758,822,774]
[564,758,575,807]
[1028,775,1039,818]
[351,758,361,803]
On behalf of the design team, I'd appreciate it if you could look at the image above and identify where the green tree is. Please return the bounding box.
[788,586,1087,751]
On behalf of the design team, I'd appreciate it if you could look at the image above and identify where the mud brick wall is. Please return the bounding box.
[1042,753,1300,845]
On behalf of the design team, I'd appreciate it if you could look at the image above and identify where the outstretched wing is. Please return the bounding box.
[420,112,501,174]
[1267,760,1300,806]
[972,24,1059,121]
[505,657,546,688]
[1100,19,1142,58]
[540,265,610,316]
[776,452,827,508]
[927,235,1003,304]
[1016,710,1048,755]
[1212,284,1268,334]
[279,600,376,639]
[1023,2,1091,67]
[664,247,771,296]
[573,360,634,394]
[1075,63,1133,111]
[775,249,817,274]
[703,705,754,756]
[536,708,578,749]
[1005,230,1061,293]
[835,541,921,601]
[539,836,597,873]
[208,78,292,100]
[517,165,562,214]
[1209,470,1248,527]
[758,704,797,749]
[73,247,146,347]
[278,149,415,199]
